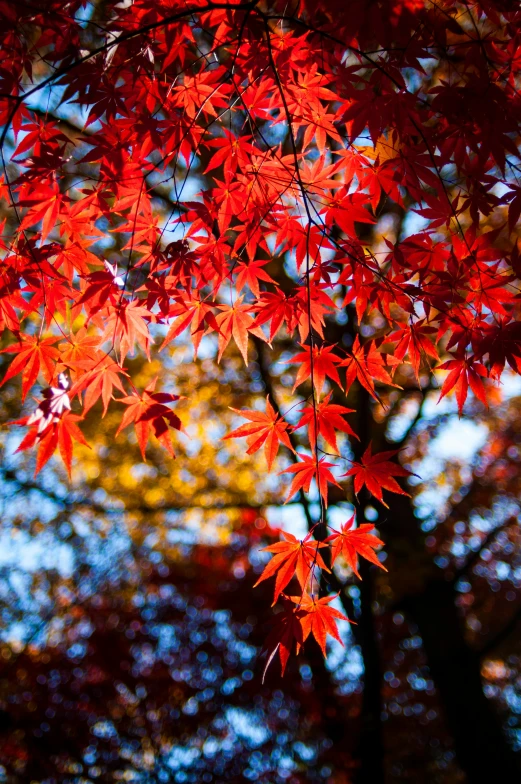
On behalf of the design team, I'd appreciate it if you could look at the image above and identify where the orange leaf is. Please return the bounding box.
[286,344,343,395]
[262,596,305,680]
[279,453,341,507]
[295,391,357,453]
[1,335,60,400]
[254,530,329,604]
[116,379,182,460]
[339,336,399,400]
[343,443,411,507]
[325,515,387,578]
[215,297,266,365]
[15,412,89,478]
[437,353,488,414]
[223,396,294,470]
[289,592,351,656]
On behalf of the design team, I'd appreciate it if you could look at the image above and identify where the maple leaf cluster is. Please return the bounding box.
[256,519,387,676]
[1,0,520,670]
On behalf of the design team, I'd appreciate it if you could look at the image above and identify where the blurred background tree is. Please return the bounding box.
[0,1,520,782]
[2,310,521,783]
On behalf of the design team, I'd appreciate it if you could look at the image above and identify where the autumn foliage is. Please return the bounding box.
[1,0,521,673]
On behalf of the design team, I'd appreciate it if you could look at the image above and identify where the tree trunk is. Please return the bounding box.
[354,559,385,784]
[353,388,385,784]
[405,578,521,783]
[350,379,520,782]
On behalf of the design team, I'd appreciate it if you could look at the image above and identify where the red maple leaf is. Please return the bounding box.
[254,530,329,604]
[323,189,376,238]
[223,396,294,470]
[215,297,266,365]
[287,344,343,395]
[252,290,300,342]
[343,443,411,506]
[339,336,397,400]
[204,130,256,177]
[72,357,129,415]
[18,181,63,243]
[291,592,350,656]
[295,392,357,453]
[326,515,387,578]
[101,300,152,363]
[1,335,60,400]
[77,265,124,313]
[262,591,350,677]
[279,453,341,507]
[437,353,488,414]
[160,294,219,357]
[390,319,439,379]
[262,595,306,679]
[59,329,102,380]
[116,379,182,460]
[234,259,276,298]
[15,412,89,478]
[480,319,521,379]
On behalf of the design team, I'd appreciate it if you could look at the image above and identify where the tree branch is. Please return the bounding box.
[452,518,514,585]
[479,602,521,659]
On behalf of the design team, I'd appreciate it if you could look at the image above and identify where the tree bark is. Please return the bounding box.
[354,559,385,784]
[347,378,520,782]
[353,388,385,784]
[380,486,521,781]
[404,577,521,782]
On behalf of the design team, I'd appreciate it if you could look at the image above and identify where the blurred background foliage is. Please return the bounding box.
[1,3,521,780]
[1,307,521,783]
